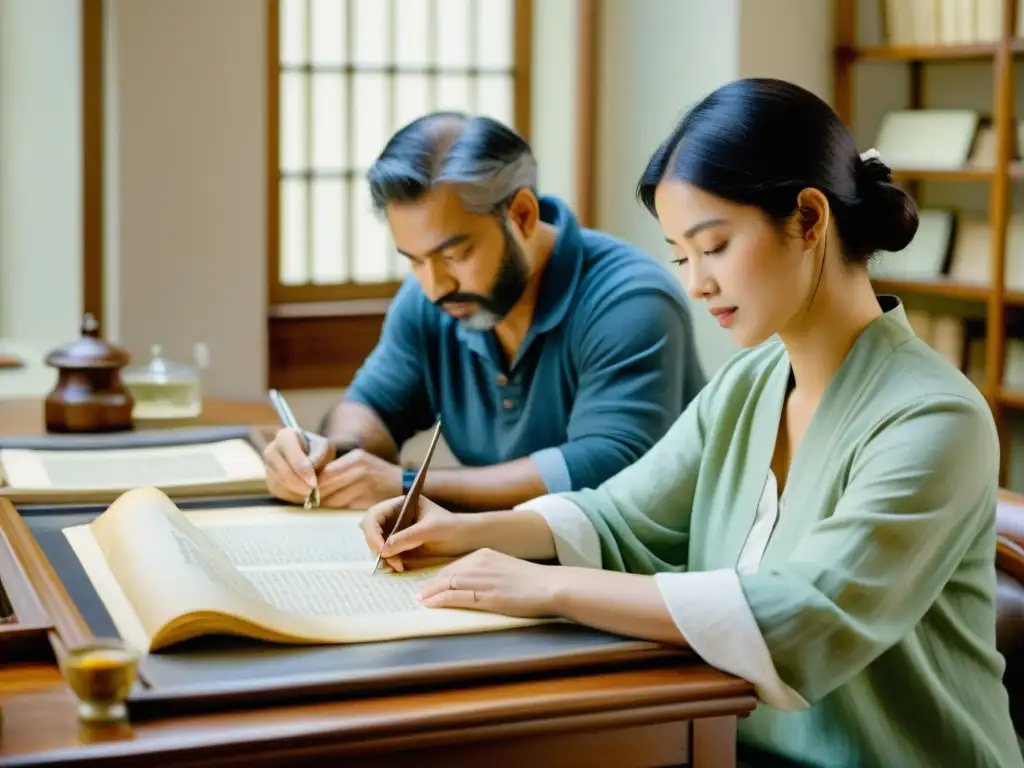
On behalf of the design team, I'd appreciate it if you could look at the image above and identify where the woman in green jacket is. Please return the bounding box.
[360,78,1021,768]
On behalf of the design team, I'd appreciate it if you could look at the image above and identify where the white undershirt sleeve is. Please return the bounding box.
[513,494,602,569]
[654,569,809,710]
[517,479,809,712]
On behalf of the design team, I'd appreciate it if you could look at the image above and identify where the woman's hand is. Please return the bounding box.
[417,553,688,648]
[360,495,475,572]
[415,548,561,619]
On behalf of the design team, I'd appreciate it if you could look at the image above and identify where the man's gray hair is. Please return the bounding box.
[367,111,538,216]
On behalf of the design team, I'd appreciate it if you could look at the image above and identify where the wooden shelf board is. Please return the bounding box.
[999,388,1024,409]
[1004,290,1024,307]
[890,167,994,181]
[847,42,999,61]
[871,277,991,301]
[843,38,1024,63]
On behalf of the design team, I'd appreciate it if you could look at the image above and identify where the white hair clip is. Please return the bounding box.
[860,148,880,162]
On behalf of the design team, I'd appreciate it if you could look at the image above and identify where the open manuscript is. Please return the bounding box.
[0,439,268,504]
[63,487,541,653]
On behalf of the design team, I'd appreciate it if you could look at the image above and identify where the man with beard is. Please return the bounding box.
[262,112,706,511]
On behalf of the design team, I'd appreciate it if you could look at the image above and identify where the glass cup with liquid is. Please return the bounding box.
[59,639,140,723]
[122,343,202,420]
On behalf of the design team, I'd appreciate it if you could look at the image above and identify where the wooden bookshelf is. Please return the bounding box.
[869,277,992,301]
[835,0,1020,484]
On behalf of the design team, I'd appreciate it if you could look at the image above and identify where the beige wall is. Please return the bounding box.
[0,0,83,356]
[593,0,833,377]
[108,0,267,400]
[531,0,579,207]
[595,0,741,377]
[739,0,834,102]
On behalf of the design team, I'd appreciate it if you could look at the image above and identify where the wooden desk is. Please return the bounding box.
[0,397,278,437]
[0,662,752,766]
[0,398,757,767]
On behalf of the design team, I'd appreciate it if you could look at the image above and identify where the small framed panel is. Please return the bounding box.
[0,504,57,663]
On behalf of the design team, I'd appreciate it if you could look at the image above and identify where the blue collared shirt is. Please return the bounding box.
[345,195,706,493]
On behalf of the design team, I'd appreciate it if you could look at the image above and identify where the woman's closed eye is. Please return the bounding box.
[671,240,728,266]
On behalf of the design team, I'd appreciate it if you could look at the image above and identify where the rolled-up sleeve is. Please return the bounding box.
[514,493,602,568]
[528,447,573,493]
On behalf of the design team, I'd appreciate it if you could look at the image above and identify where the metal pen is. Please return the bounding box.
[372,417,442,575]
[268,388,320,510]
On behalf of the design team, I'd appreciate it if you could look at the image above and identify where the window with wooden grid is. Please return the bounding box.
[268,0,531,305]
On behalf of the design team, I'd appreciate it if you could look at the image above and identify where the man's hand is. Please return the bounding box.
[263,427,336,504]
[317,449,403,509]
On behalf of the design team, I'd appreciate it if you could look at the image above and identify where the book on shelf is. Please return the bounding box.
[874,110,979,171]
[882,0,1003,46]
[967,336,988,386]
[0,439,269,504]
[966,121,1002,170]
[1003,214,1024,290]
[870,208,955,279]
[63,486,541,653]
[906,310,967,369]
[870,209,1024,290]
[948,214,992,284]
[1005,340,1024,388]
[944,213,1024,288]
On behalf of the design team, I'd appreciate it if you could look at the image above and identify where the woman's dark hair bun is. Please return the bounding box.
[850,151,919,255]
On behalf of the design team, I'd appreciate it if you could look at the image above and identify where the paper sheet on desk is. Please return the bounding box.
[0,439,268,502]
[0,440,263,490]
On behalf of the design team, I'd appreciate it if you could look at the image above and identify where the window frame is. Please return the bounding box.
[264,0,534,309]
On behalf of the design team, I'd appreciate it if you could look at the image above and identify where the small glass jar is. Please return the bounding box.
[122,344,202,420]
[60,639,140,723]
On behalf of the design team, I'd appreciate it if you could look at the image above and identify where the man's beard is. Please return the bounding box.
[435,223,529,331]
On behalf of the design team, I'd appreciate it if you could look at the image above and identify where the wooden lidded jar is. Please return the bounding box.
[44,314,134,433]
